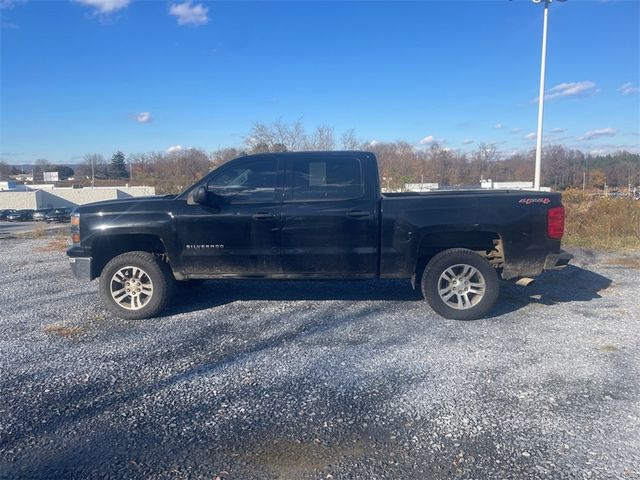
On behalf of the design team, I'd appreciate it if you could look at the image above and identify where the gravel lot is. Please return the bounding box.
[0,237,639,479]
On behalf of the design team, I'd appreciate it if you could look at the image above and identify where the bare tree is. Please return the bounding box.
[245,119,309,153]
[307,125,335,151]
[33,158,51,182]
[0,161,11,180]
[211,148,244,167]
[81,153,107,180]
[471,143,497,181]
[341,128,361,150]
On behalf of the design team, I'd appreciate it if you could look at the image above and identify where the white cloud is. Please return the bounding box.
[588,143,639,154]
[167,145,183,153]
[532,81,598,102]
[550,128,566,133]
[135,112,152,123]
[578,128,618,141]
[368,140,380,147]
[510,128,521,134]
[494,123,503,129]
[463,139,474,145]
[524,132,537,141]
[586,144,640,155]
[618,82,639,95]
[419,135,446,145]
[73,0,130,14]
[588,149,609,156]
[0,0,26,9]
[169,1,209,26]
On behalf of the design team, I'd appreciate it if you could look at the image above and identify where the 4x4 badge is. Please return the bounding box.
[519,198,551,205]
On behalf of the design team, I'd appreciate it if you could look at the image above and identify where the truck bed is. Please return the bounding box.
[379,190,562,280]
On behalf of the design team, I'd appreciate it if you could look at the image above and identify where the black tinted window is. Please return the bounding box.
[290,157,363,201]
[207,158,278,203]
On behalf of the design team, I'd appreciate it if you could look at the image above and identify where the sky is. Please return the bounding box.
[0,0,639,164]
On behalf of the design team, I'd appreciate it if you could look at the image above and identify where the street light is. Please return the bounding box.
[532,0,566,190]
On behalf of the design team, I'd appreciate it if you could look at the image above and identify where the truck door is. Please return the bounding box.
[177,156,284,276]
[280,154,378,277]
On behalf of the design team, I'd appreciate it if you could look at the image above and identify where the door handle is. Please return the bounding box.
[253,212,276,219]
[347,210,372,218]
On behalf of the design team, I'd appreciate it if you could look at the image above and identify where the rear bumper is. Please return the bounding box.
[68,257,93,281]
[544,250,573,271]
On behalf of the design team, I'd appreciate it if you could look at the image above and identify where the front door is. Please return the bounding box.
[177,156,284,277]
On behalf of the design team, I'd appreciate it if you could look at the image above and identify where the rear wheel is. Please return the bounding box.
[99,251,174,320]
[421,248,499,320]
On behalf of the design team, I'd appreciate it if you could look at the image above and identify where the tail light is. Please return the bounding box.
[547,206,564,240]
[70,213,80,244]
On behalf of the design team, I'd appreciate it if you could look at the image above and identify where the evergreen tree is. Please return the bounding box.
[110,151,128,178]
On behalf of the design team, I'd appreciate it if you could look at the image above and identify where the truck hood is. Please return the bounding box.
[73,195,178,215]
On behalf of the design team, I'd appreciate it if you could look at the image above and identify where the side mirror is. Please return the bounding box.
[193,186,208,204]
[192,185,225,207]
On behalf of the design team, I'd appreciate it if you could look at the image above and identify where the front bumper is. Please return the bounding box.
[544,250,573,271]
[69,257,93,281]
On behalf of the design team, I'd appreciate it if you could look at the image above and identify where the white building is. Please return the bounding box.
[480,180,552,192]
[481,180,533,190]
[0,181,17,191]
[0,186,156,210]
[404,183,440,192]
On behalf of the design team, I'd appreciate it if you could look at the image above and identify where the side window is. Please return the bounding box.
[207,158,278,203]
[290,157,363,201]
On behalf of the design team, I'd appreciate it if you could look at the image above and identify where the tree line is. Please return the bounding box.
[3,120,638,193]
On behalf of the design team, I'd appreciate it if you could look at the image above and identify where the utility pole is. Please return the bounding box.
[91,157,95,189]
[531,0,567,191]
[582,171,586,191]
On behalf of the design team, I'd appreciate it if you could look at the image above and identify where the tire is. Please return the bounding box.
[99,251,174,320]
[421,248,499,320]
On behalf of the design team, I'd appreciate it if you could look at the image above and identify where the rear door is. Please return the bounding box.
[280,153,378,277]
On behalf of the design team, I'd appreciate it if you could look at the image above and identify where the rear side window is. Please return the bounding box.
[207,158,278,203]
[290,157,363,201]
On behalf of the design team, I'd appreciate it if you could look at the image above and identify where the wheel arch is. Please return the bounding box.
[91,233,172,280]
[412,230,503,289]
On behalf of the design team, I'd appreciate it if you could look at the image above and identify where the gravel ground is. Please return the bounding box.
[0,237,639,479]
[0,222,66,239]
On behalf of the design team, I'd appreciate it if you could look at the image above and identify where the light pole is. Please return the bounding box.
[91,157,95,189]
[532,0,566,191]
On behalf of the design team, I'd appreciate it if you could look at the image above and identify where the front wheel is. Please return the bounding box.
[99,251,174,320]
[421,248,499,320]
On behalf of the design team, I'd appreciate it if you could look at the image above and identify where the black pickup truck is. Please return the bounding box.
[67,151,571,320]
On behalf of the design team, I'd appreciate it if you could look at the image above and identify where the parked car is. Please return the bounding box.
[0,209,16,221]
[33,209,54,221]
[45,208,72,223]
[6,209,34,221]
[67,151,571,321]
